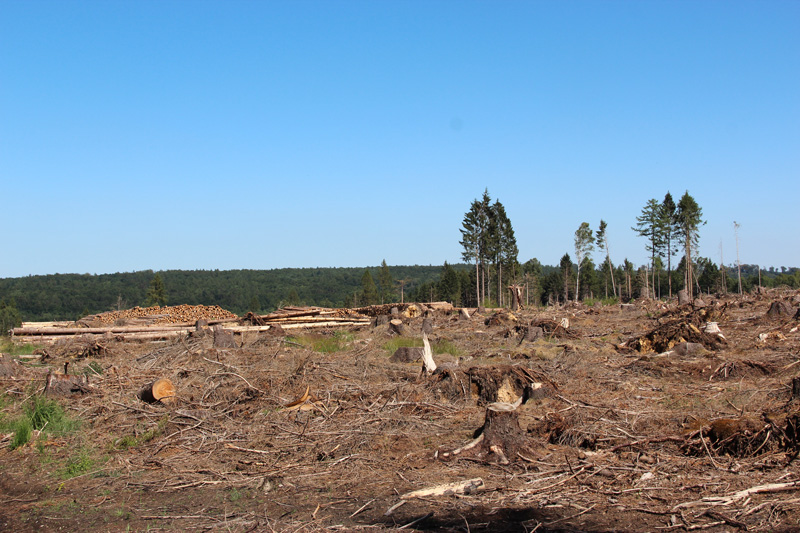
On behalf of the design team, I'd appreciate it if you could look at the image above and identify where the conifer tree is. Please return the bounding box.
[660,193,679,298]
[360,270,379,306]
[675,191,705,300]
[460,190,492,306]
[633,199,664,298]
[145,273,168,307]
[574,222,594,302]
[559,254,573,304]
[378,259,394,303]
[596,220,617,299]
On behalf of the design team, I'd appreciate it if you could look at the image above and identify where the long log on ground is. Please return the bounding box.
[12,325,195,336]
[255,309,324,321]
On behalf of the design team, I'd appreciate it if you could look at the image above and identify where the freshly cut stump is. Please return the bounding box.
[139,378,176,404]
[389,319,407,336]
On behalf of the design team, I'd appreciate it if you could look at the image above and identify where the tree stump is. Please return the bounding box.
[442,401,531,464]
[766,301,795,318]
[422,317,433,335]
[44,372,90,396]
[523,326,544,342]
[792,377,800,401]
[389,319,407,336]
[213,326,237,348]
[508,285,524,312]
[678,290,690,306]
[459,308,471,320]
[390,346,422,363]
[139,378,176,404]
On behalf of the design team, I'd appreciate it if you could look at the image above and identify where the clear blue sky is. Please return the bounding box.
[2,1,798,278]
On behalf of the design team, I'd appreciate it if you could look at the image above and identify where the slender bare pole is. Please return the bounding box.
[734,221,742,295]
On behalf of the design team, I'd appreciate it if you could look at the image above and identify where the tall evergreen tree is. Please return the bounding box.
[437,262,461,305]
[595,219,617,299]
[491,200,518,307]
[574,222,594,302]
[360,270,379,306]
[559,254,573,304]
[660,192,679,298]
[145,273,168,307]
[378,259,394,304]
[633,199,664,298]
[460,190,492,306]
[675,191,705,300]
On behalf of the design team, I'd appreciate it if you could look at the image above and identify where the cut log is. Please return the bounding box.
[389,319,407,336]
[138,378,176,404]
[400,478,484,500]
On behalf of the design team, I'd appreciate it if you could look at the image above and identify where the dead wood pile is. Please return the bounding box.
[627,306,729,353]
[434,364,557,404]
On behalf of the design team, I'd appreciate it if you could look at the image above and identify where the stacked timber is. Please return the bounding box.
[13,306,371,343]
[80,305,238,326]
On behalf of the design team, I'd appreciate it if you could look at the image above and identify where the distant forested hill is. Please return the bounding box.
[0,266,462,321]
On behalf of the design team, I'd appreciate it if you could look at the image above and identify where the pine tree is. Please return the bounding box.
[145,273,168,307]
[596,220,617,299]
[660,193,679,298]
[675,191,705,300]
[633,199,664,298]
[491,200,518,307]
[460,190,492,306]
[360,270,379,306]
[378,260,394,304]
[559,254,573,304]
[438,262,461,305]
[574,222,594,302]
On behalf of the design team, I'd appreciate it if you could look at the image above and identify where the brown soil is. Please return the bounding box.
[2,290,800,532]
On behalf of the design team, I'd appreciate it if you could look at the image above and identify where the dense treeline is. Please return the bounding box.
[0,266,446,322]
[1,261,797,324]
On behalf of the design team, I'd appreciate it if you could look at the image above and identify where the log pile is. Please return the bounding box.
[80,305,238,326]
[12,306,372,343]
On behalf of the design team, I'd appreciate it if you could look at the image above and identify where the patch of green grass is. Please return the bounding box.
[432,339,462,357]
[9,418,32,450]
[110,415,168,451]
[289,330,353,353]
[25,395,79,433]
[58,446,97,479]
[83,361,104,376]
[0,339,43,356]
[3,396,80,449]
[383,336,422,354]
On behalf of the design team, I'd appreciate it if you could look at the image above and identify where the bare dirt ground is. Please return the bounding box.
[1,291,800,532]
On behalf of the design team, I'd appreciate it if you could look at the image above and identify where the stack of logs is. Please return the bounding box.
[80,304,238,326]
